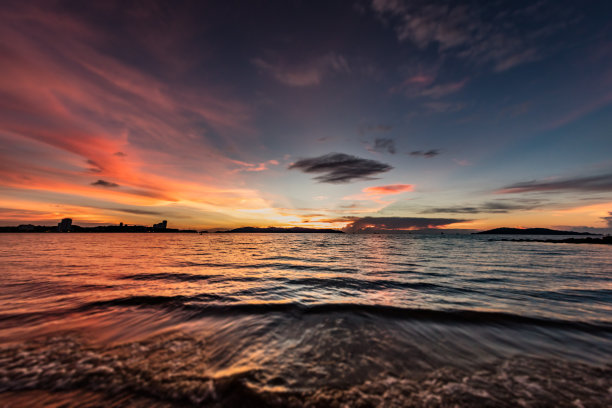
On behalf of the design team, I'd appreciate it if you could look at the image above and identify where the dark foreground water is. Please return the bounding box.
[0,233,611,407]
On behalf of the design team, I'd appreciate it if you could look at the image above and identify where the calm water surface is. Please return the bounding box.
[0,233,611,407]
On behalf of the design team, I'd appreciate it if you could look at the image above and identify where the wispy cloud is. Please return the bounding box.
[371,0,568,72]
[289,153,392,183]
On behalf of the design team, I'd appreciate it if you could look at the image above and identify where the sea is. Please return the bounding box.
[0,233,611,407]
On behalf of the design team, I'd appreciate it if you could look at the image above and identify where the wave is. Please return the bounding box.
[120,273,217,282]
[3,289,611,334]
[120,272,454,292]
[276,276,446,291]
[72,296,612,333]
[175,260,359,273]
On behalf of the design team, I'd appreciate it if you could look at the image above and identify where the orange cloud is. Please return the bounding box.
[363,184,414,195]
[0,4,292,228]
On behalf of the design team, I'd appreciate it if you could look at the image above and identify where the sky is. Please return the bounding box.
[1,0,611,232]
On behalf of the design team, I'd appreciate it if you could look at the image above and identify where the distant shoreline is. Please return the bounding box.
[0,226,198,233]
[0,230,199,233]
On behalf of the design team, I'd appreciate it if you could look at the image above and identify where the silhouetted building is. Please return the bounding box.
[58,218,72,232]
[18,224,35,231]
[153,220,167,230]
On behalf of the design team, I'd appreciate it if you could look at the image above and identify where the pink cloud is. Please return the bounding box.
[390,72,467,99]
[363,184,414,195]
[453,159,472,166]
[231,159,280,173]
[404,75,435,85]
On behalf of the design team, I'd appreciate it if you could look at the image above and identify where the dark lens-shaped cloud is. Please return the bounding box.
[497,173,612,193]
[91,179,119,188]
[289,153,392,183]
[410,149,440,158]
[344,216,467,232]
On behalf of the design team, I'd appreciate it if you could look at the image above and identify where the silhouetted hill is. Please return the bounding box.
[218,227,344,233]
[475,227,595,235]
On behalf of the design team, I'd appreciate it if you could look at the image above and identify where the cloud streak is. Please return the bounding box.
[421,200,543,214]
[289,153,392,183]
[106,208,162,216]
[497,173,612,194]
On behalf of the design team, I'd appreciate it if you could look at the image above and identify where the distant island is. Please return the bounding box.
[499,236,611,245]
[217,226,344,233]
[474,227,595,235]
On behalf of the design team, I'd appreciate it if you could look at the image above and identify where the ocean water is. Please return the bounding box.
[0,233,611,407]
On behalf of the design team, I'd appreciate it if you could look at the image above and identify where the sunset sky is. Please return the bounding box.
[1,0,611,232]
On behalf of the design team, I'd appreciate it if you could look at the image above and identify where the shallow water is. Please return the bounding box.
[0,233,611,407]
